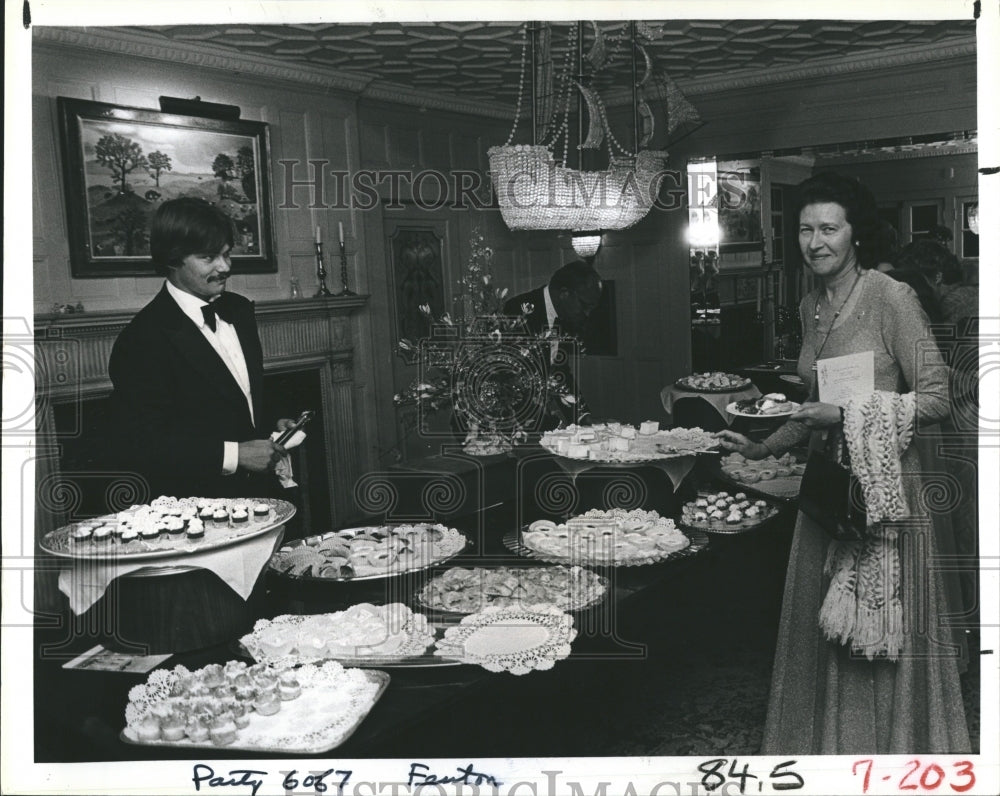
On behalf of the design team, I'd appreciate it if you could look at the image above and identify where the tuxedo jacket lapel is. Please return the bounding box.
[231,299,264,426]
[151,288,257,430]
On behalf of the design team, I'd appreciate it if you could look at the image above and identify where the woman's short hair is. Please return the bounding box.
[797,172,880,268]
[149,197,235,275]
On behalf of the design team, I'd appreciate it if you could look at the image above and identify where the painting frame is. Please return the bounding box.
[717,165,763,253]
[57,97,276,278]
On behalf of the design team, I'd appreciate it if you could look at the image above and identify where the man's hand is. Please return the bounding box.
[275,418,297,433]
[237,439,286,473]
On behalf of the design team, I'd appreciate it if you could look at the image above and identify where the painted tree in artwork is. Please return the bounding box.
[94,133,148,195]
[236,145,257,202]
[146,151,173,187]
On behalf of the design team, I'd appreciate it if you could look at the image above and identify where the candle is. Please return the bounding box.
[756,279,762,313]
[338,222,345,246]
[315,226,321,244]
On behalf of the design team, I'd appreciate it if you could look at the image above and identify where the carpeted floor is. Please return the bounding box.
[600,635,982,757]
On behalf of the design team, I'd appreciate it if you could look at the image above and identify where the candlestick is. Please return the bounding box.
[315,225,321,244]
[337,238,356,296]
[338,221,345,245]
[314,240,332,297]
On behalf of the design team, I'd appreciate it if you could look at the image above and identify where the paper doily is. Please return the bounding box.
[240,603,436,666]
[433,604,576,674]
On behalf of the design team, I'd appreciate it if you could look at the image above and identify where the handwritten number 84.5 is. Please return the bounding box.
[698,758,804,793]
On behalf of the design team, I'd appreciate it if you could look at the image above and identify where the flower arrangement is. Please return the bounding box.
[394,227,583,454]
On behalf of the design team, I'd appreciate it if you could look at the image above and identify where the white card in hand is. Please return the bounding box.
[816,351,874,407]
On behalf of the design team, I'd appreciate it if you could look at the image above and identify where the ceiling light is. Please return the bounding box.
[571,233,602,258]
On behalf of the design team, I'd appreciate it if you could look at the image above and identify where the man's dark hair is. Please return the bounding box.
[894,239,961,283]
[797,172,880,268]
[149,197,235,275]
[549,260,601,294]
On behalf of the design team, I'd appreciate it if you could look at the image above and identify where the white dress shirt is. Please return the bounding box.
[543,284,559,364]
[165,280,254,474]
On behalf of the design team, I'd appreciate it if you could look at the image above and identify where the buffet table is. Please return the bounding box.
[33,447,797,761]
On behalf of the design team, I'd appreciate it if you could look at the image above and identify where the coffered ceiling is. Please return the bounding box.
[125,19,975,110]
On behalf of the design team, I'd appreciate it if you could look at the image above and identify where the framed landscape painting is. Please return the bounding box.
[57,98,276,277]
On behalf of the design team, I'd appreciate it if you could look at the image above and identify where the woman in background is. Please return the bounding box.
[718,172,970,754]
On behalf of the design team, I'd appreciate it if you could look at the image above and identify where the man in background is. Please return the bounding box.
[504,260,603,427]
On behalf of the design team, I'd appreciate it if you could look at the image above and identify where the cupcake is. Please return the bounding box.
[212,508,229,525]
[186,520,205,539]
[135,716,162,742]
[278,671,301,700]
[231,508,249,524]
[199,506,215,522]
[140,526,161,541]
[120,529,138,545]
[69,526,93,545]
[209,714,237,746]
[160,713,187,742]
[252,503,271,519]
[185,719,209,743]
[93,526,113,545]
[201,663,225,689]
[164,517,185,536]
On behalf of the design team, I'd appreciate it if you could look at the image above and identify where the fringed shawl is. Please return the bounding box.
[818,391,916,660]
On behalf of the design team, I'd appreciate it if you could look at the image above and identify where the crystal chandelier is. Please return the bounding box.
[489,21,700,245]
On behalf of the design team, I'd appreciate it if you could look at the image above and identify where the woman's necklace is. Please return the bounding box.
[810,269,863,371]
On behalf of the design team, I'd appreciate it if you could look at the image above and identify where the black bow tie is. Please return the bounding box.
[201,296,235,332]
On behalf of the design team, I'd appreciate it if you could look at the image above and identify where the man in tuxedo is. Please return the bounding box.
[109,198,291,499]
[503,260,602,428]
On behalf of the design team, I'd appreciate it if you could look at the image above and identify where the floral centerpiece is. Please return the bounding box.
[394,228,582,455]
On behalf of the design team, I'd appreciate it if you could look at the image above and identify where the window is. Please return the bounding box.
[960,200,979,259]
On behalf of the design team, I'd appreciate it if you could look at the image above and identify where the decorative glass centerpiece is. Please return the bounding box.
[394,228,582,455]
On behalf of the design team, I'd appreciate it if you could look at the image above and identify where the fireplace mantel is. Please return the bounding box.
[33,295,371,535]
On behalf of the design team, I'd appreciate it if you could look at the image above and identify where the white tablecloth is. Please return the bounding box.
[58,526,285,615]
[660,384,761,427]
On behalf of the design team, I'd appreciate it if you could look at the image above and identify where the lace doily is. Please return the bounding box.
[519,508,690,566]
[124,660,386,754]
[270,523,467,581]
[417,565,605,614]
[433,604,576,674]
[241,603,435,666]
[541,423,718,463]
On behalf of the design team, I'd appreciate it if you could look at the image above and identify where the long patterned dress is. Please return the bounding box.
[760,269,971,754]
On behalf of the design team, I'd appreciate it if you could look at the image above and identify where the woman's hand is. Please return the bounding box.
[788,401,842,429]
[715,430,770,460]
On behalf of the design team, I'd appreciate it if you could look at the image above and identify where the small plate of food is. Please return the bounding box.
[726,393,800,418]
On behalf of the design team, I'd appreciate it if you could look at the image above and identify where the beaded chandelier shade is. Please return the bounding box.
[489,21,696,235]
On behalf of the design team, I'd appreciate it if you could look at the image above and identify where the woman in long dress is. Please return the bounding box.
[718,172,971,754]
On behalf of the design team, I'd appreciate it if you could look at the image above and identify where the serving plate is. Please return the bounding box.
[678,490,781,535]
[40,498,295,562]
[239,604,455,668]
[505,508,696,567]
[269,523,468,582]
[121,664,388,755]
[416,565,607,616]
[718,452,806,502]
[504,525,708,567]
[725,401,801,418]
[674,377,753,393]
[540,425,720,464]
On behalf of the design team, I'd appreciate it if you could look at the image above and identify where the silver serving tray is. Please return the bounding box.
[269,524,469,582]
[504,525,709,567]
[41,498,296,562]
